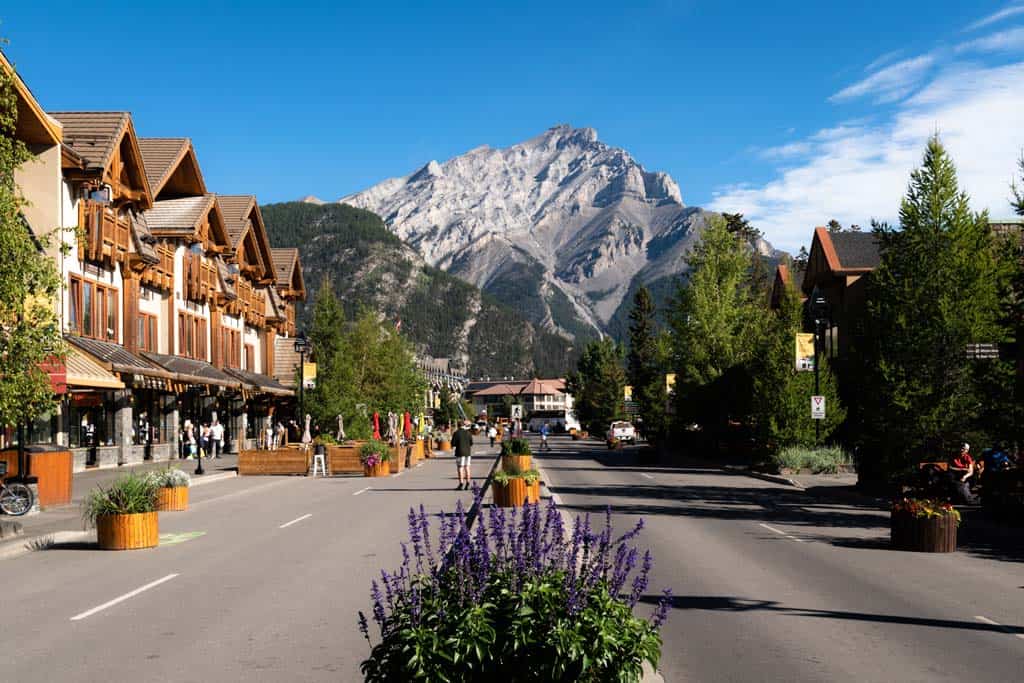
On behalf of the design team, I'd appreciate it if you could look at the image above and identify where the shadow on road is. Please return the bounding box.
[638,594,1024,636]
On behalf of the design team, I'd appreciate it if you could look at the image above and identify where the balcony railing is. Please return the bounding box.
[140,244,175,290]
[184,251,217,302]
[79,200,130,264]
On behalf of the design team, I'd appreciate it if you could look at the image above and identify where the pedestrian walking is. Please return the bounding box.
[453,420,473,490]
[488,423,497,448]
[183,420,197,459]
[200,423,211,459]
[210,418,225,458]
[540,421,551,452]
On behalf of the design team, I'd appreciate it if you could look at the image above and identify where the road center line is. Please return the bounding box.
[279,513,313,529]
[353,487,371,496]
[759,522,805,543]
[70,573,180,621]
[975,615,1024,640]
[641,473,655,480]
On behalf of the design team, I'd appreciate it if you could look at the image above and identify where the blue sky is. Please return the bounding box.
[4,1,1024,251]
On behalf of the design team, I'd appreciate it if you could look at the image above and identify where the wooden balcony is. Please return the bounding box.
[184,251,217,303]
[236,279,266,328]
[140,244,175,290]
[79,200,130,265]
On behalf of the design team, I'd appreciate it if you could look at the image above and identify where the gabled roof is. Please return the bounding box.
[519,378,565,395]
[803,227,880,293]
[144,194,229,247]
[130,211,159,264]
[50,111,153,208]
[0,50,62,146]
[138,138,206,199]
[474,383,522,397]
[218,195,274,279]
[271,247,306,299]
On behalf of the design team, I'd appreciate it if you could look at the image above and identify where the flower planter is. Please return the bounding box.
[492,478,530,507]
[97,511,159,550]
[156,486,189,511]
[572,431,589,441]
[390,445,405,473]
[327,443,366,475]
[439,440,452,452]
[363,461,390,478]
[239,449,310,475]
[501,454,532,472]
[527,479,540,504]
[890,510,957,552]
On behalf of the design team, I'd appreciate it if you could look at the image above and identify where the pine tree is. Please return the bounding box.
[753,283,845,447]
[626,286,667,443]
[668,215,767,439]
[568,338,625,434]
[0,60,65,433]
[857,136,1013,477]
[827,219,842,233]
[1012,153,1024,216]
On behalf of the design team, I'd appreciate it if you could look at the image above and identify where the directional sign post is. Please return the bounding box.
[811,395,826,420]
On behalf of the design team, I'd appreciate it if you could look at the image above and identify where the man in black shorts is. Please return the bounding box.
[452,420,473,490]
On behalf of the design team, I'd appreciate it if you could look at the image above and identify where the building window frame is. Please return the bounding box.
[68,274,118,342]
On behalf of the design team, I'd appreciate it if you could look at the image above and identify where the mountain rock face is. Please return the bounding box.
[340,124,758,338]
[260,202,577,378]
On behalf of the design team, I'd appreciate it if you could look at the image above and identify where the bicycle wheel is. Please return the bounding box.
[0,482,34,516]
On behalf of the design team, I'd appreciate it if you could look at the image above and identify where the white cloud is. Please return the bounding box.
[956,26,1024,53]
[710,60,1024,253]
[829,54,936,104]
[963,4,1024,32]
[864,49,904,72]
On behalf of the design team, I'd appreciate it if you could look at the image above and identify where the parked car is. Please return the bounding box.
[607,421,636,444]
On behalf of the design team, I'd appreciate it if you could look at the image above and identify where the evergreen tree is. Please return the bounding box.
[827,219,842,233]
[668,215,767,439]
[753,283,845,447]
[0,61,65,433]
[793,246,809,271]
[1012,153,1024,215]
[855,136,1014,478]
[568,338,625,434]
[626,286,667,443]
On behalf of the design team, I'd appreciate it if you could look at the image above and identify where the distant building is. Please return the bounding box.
[417,356,467,409]
[465,378,576,429]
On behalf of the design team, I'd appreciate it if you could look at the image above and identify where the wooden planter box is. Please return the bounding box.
[97,511,159,550]
[891,511,958,552]
[238,449,309,475]
[501,454,532,472]
[413,439,424,462]
[439,440,452,452]
[528,480,540,504]
[492,478,531,507]
[572,431,589,441]
[156,486,189,511]
[326,443,365,475]
[391,445,405,473]
[363,461,389,477]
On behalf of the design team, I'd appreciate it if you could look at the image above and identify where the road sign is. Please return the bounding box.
[811,395,826,420]
[510,404,523,419]
[795,333,815,371]
[293,337,310,353]
[964,343,999,359]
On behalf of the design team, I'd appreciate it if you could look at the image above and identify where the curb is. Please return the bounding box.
[722,465,804,490]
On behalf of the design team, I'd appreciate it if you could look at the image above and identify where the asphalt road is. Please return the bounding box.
[534,438,1024,683]
[3,435,1021,682]
[1,441,494,683]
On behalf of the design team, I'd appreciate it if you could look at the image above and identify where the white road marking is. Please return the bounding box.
[70,573,180,621]
[279,513,312,529]
[759,522,805,543]
[975,615,1024,640]
[353,487,370,496]
[641,473,655,480]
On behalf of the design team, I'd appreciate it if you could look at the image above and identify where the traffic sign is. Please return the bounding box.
[511,404,523,419]
[811,395,826,420]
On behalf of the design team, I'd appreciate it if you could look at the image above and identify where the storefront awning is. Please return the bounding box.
[65,345,125,390]
[224,368,295,397]
[140,352,242,390]
[66,335,174,382]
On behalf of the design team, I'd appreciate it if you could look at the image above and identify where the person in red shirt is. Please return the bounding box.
[950,443,979,504]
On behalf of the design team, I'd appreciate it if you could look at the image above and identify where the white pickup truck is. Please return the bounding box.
[607,421,636,444]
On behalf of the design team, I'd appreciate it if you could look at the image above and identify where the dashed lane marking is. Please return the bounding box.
[975,615,1024,641]
[759,522,806,543]
[353,487,370,496]
[279,513,312,529]
[70,573,180,621]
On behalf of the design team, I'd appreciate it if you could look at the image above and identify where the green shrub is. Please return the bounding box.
[771,445,852,474]
[360,439,391,466]
[500,437,532,457]
[493,468,540,486]
[82,473,158,525]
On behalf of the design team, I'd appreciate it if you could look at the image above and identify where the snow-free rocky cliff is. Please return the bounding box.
[335,124,770,339]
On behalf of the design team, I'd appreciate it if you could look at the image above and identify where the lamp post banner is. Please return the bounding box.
[795,333,815,372]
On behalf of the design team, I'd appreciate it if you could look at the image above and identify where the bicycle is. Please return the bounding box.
[0,462,34,516]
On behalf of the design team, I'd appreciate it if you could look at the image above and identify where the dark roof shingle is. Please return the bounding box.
[138,138,189,193]
[49,112,129,169]
[830,232,881,270]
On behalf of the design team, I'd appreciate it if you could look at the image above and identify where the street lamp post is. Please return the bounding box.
[809,287,830,445]
[294,332,310,426]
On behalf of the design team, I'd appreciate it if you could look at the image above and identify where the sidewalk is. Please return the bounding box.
[1,454,238,541]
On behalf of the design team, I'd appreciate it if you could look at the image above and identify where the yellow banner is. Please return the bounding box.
[795,333,815,372]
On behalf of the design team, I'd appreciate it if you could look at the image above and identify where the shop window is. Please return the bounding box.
[68,392,118,447]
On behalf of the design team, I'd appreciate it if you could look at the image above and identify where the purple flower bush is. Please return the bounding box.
[359,490,671,681]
